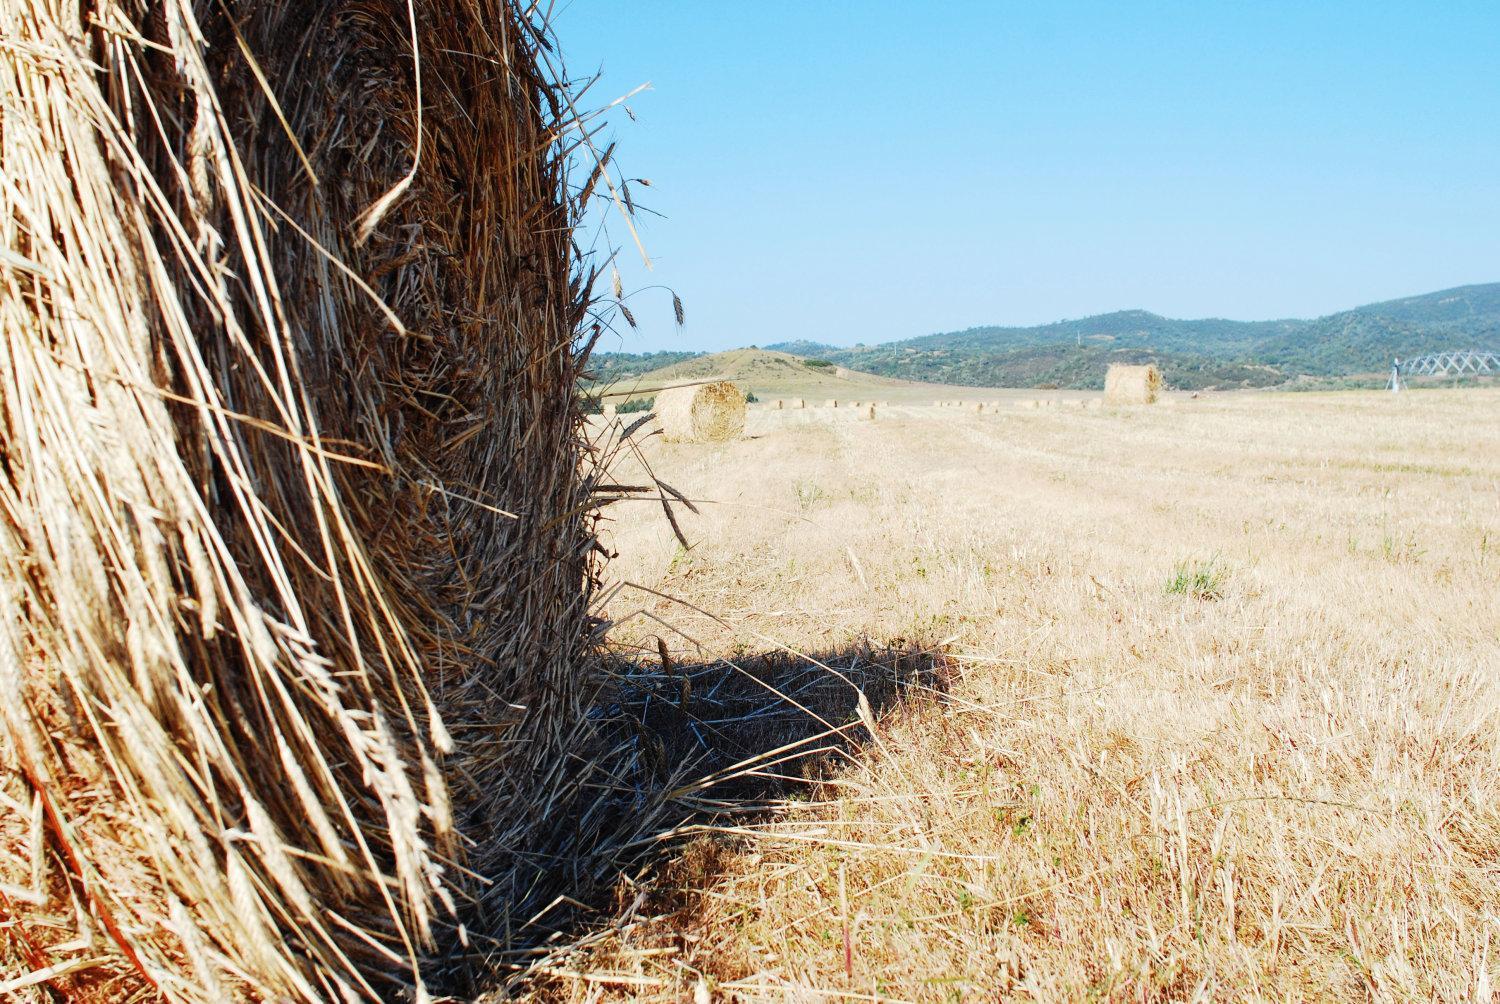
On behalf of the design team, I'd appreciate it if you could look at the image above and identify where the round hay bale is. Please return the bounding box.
[864,404,877,420]
[654,382,747,442]
[827,399,839,408]
[1104,363,1163,404]
[797,398,807,409]
[603,401,619,418]
[774,399,785,410]
[1,2,633,999]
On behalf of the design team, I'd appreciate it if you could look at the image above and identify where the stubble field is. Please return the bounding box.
[544,390,1500,1002]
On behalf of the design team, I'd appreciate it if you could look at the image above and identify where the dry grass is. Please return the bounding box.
[541,390,1500,1001]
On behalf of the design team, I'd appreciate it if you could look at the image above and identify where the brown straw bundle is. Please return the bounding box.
[1104,363,1164,404]
[0,1,625,999]
[654,382,748,442]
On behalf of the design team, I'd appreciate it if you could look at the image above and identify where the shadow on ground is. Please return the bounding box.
[445,638,948,1000]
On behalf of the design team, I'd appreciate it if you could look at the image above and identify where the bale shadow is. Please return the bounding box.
[444,638,950,999]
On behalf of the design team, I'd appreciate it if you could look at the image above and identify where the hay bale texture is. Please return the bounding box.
[1105,363,1164,404]
[654,382,747,442]
[1,2,622,999]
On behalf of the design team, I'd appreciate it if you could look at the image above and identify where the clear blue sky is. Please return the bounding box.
[554,1,1500,353]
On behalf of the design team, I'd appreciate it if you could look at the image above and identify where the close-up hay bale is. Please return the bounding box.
[654,381,747,443]
[0,1,628,1000]
[1105,363,1164,404]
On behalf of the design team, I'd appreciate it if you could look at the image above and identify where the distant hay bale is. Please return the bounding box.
[774,399,785,410]
[797,399,808,409]
[1018,400,1038,410]
[1105,363,1164,404]
[974,402,986,413]
[827,399,840,408]
[0,2,631,999]
[655,382,747,442]
[864,404,877,420]
[603,401,619,418]
[1086,398,1104,410]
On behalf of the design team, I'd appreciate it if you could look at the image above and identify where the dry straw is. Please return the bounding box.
[654,382,747,443]
[0,2,640,1000]
[1105,363,1164,404]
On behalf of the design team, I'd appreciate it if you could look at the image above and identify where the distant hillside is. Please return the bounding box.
[763,339,843,358]
[600,348,945,405]
[770,283,1500,390]
[589,350,702,385]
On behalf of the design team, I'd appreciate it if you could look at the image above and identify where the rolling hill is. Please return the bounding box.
[762,283,1500,390]
[592,284,1500,393]
[591,347,924,405]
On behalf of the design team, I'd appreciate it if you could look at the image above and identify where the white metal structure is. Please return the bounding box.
[1400,349,1500,378]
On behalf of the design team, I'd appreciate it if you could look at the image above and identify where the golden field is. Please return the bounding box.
[540,390,1500,1002]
